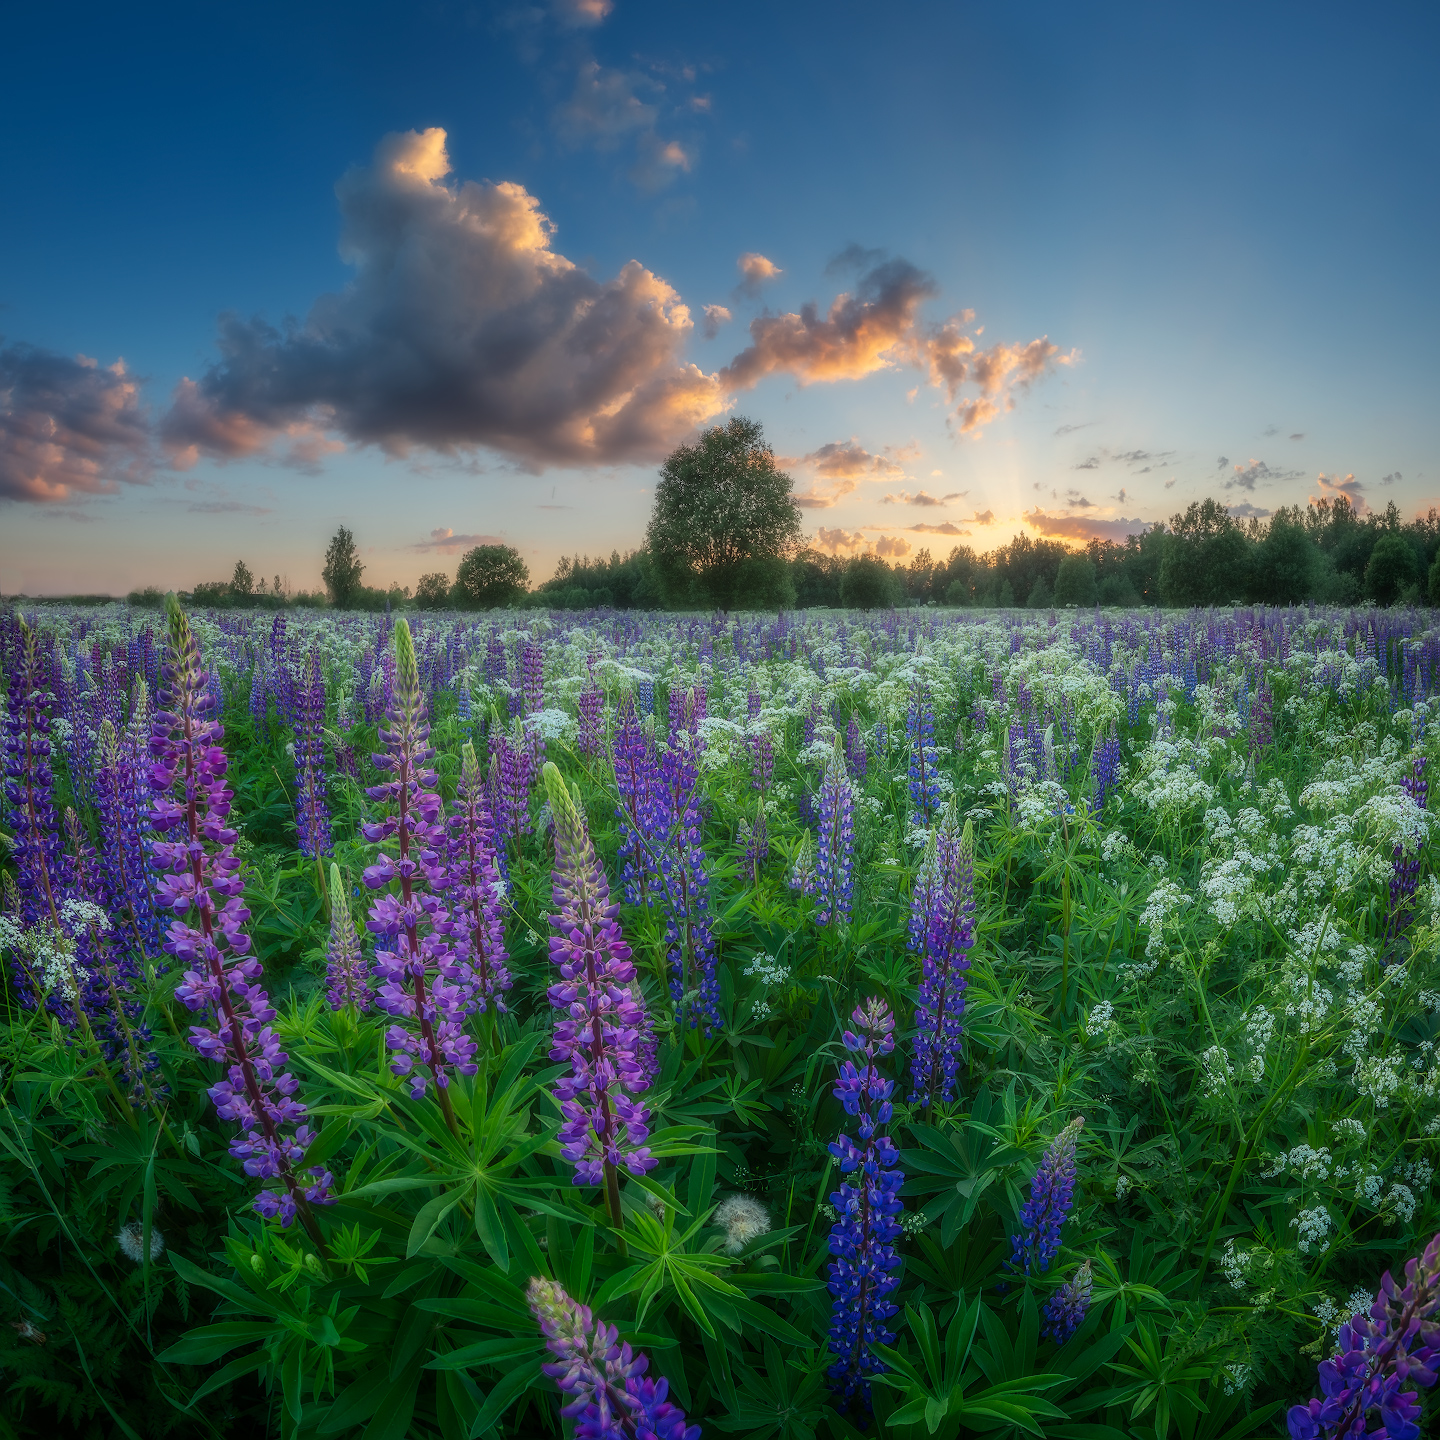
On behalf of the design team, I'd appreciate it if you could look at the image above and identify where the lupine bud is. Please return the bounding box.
[1009,1117,1084,1276]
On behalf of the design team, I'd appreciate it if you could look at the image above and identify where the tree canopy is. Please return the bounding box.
[453,545,529,610]
[645,417,803,611]
[322,527,365,608]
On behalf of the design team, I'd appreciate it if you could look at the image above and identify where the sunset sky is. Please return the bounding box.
[2,0,1437,596]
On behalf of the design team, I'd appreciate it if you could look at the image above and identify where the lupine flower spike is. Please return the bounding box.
[826,997,905,1414]
[810,741,855,927]
[363,618,476,1127]
[909,809,975,1109]
[1042,1258,1093,1344]
[324,864,370,1012]
[152,595,333,1237]
[542,761,657,1227]
[1009,1116,1084,1276]
[528,1277,700,1440]
[1289,1231,1440,1440]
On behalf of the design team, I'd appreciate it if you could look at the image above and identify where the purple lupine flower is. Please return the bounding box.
[2,621,65,937]
[811,744,854,927]
[1404,756,1429,810]
[363,618,477,1110]
[541,762,657,1210]
[1092,726,1121,812]
[488,720,534,850]
[845,713,867,780]
[1009,1116,1085,1276]
[747,686,762,720]
[292,648,332,859]
[749,727,774,793]
[438,742,511,1016]
[528,1277,700,1440]
[522,638,545,717]
[325,864,370,1012]
[1042,1258,1093,1344]
[151,596,333,1231]
[826,997,905,1414]
[94,700,160,960]
[1288,1231,1440,1440]
[907,687,941,828]
[742,802,770,883]
[579,680,604,758]
[656,732,721,1031]
[909,810,974,1108]
[612,698,664,907]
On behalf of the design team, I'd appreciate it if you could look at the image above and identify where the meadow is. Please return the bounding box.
[3,597,1439,1440]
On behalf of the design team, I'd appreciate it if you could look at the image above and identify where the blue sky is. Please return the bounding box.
[2,0,1436,594]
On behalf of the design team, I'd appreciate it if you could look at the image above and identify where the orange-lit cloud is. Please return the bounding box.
[1024,508,1154,542]
[410,527,507,551]
[701,304,732,339]
[790,438,910,508]
[810,525,911,559]
[161,129,729,471]
[879,489,964,507]
[1310,471,1367,513]
[737,252,782,295]
[0,345,151,503]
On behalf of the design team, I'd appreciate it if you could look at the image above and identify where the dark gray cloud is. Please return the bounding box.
[1228,502,1271,518]
[1224,458,1303,492]
[161,129,727,473]
[1025,509,1152,541]
[1054,421,1094,436]
[1,344,151,503]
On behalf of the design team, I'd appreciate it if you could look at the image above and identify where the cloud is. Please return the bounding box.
[549,0,612,25]
[0,344,151,503]
[1263,425,1278,437]
[873,534,911,558]
[972,509,994,524]
[1024,508,1153,542]
[554,59,694,190]
[1225,458,1302,492]
[1065,490,1094,508]
[1312,471,1367,513]
[1216,456,1230,470]
[810,525,911,558]
[1112,448,1175,469]
[701,304,732,340]
[1054,421,1094,436]
[161,129,728,472]
[880,490,953,507]
[1073,456,1099,470]
[736,252,782,296]
[1164,477,1176,488]
[804,438,905,481]
[722,252,1070,436]
[867,520,967,536]
[1227,502,1271,519]
[1380,471,1402,486]
[1290,433,1304,441]
[410,527,505,551]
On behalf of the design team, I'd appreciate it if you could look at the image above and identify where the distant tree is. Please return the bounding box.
[414,572,453,609]
[453,545,529,610]
[838,555,897,609]
[231,560,254,597]
[322,527,365,608]
[1027,574,1054,609]
[1366,532,1416,606]
[1053,554,1097,607]
[646,417,803,610]
[1098,572,1140,606]
[1159,499,1251,606]
[998,578,1016,608]
[1254,508,1316,605]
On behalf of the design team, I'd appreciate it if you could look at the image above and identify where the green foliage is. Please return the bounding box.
[838,555,898,609]
[413,573,453,610]
[322,527,365,608]
[1053,554,1098,608]
[645,417,803,610]
[453,545,529,610]
[1365,531,1417,606]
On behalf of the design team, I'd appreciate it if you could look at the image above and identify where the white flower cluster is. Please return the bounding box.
[1290,1206,1333,1254]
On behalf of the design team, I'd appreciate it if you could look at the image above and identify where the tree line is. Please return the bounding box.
[145,417,1440,612]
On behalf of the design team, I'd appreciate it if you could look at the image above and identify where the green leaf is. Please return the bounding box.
[158,1320,277,1366]
[407,1189,466,1259]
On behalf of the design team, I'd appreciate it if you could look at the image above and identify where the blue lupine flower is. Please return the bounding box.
[1009,1116,1084,1276]
[811,743,854,927]
[1042,1258,1093,1344]
[906,687,941,827]
[826,998,905,1414]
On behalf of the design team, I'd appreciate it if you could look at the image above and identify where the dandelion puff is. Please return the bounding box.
[713,1194,772,1255]
[117,1220,165,1263]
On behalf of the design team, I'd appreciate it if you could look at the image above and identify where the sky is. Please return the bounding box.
[1,0,1437,596]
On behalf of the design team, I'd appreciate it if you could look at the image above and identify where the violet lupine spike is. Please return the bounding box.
[909,810,975,1108]
[1042,1258,1093,1345]
[749,726,774,793]
[541,762,657,1202]
[3,620,65,936]
[1009,1116,1085,1276]
[845,712,867,780]
[826,997,905,1415]
[437,742,511,1016]
[151,595,333,1230]
[292,648,332,859]
[528,1277,701,1440]
[907,687,941,828]
[363,618,477,1103]
[1092,726,1121,813]
[613,697,663,908]
[810,743,854,927]
[94,693,161,961]
[1288,1231,1440,1440]
[579,680,604,758]
[325,863,370,1012]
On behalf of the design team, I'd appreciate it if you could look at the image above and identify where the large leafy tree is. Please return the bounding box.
[453,545,529,610]
[414,571,453,609]
[322,526,365,608]
[645,417,803,611]
[1158,499,1250,606]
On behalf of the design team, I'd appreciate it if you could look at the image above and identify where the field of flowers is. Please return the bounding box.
[4,597,1440,1440]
